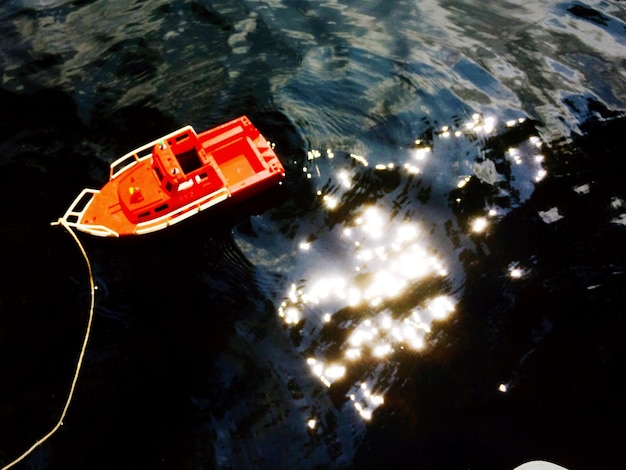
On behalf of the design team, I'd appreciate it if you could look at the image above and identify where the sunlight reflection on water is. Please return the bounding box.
[270,113,549,422]
[1,0,625,467]
[233,108,549,459]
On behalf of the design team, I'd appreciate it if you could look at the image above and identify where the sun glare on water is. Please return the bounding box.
[276,114,546,428]
[278,201,456,423]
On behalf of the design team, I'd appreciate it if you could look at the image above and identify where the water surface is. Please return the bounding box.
[1,0,625,468]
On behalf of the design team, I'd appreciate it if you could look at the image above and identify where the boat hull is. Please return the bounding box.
[58,116,285,237]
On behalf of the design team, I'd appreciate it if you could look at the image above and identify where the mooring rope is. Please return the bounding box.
[1,219,95,470]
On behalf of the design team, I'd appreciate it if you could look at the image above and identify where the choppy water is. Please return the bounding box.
[1,0,625,468]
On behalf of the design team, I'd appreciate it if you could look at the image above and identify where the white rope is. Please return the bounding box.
[1,219,95,470]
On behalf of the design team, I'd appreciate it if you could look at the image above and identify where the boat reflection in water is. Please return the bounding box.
[270,112,547,425]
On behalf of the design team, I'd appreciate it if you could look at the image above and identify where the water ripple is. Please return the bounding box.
[1,0,625,467]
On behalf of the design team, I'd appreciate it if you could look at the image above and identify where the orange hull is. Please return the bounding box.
[59,116,285,237]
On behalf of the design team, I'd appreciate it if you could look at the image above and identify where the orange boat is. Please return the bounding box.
[58,116,285,237]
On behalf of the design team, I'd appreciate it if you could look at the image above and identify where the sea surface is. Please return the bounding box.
[1,0,625,468]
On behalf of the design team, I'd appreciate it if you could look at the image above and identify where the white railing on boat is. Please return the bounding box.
[109,125,196,179]
[58,186,230,237]
[134,187,230,235]
[58,188,120,237]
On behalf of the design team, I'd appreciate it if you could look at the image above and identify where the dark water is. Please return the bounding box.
[1,0,625,468]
